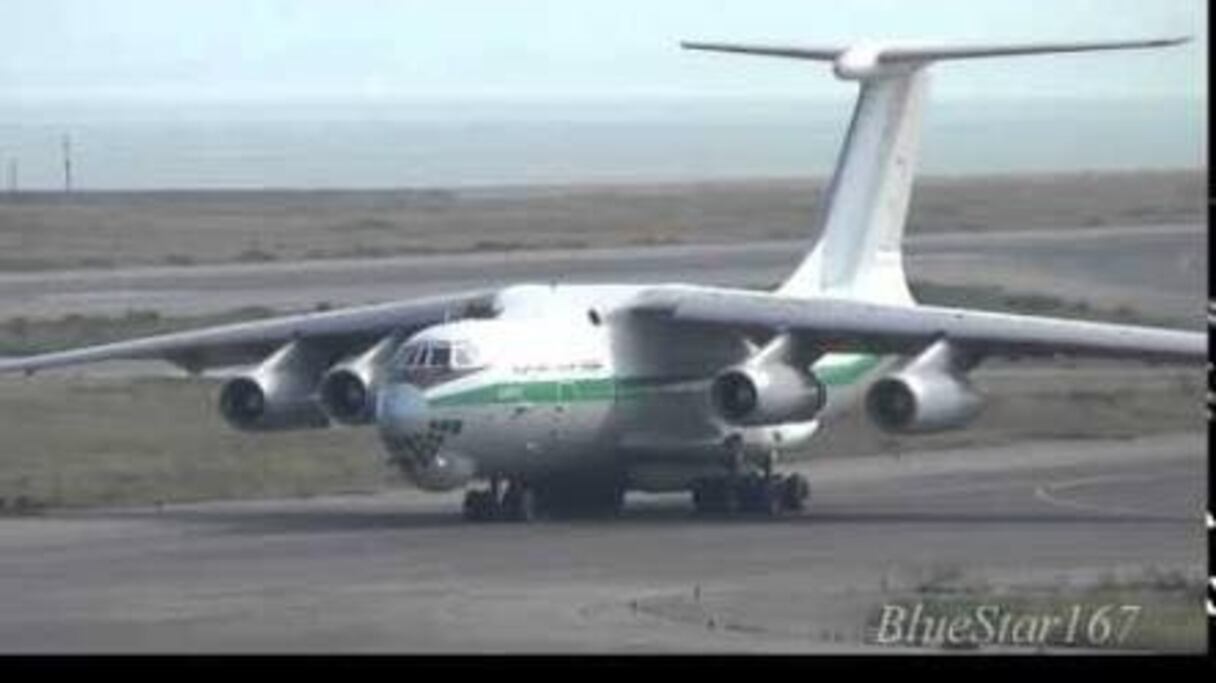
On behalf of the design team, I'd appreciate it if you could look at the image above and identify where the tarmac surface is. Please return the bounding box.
[0,223,1203,323]
[0,431,1203,653]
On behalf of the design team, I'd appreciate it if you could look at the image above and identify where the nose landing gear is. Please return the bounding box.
[462,476,536,522]
[461,488,498,521]
[463,479,534,522]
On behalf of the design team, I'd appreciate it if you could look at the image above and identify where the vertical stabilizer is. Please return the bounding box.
[681,37,1190,304]
[778,66,926,303]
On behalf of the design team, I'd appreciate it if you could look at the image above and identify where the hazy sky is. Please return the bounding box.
[0,0,1206,102]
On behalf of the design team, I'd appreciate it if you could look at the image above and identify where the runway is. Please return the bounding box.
[0,223,1203,322]
[0,431,1202,653]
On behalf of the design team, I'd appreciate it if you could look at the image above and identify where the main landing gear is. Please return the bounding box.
[691,446,810,517]
[691,472,810,517]
[462,473,625,522]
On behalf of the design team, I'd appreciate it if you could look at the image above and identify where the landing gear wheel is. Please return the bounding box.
[721,482,742,516]
[781,473,810,512]
[694,473,809,518]
[759,479,784,517]
[735,476,781,516]
[694,478,760,516]
[501,483,537,522]
[462,489,497,522]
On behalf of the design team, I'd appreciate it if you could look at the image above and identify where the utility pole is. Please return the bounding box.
[62,134,73,193]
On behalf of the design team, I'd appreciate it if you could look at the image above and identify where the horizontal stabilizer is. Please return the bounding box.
[681,36,1190,66]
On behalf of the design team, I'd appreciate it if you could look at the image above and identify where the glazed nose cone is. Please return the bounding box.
[376,382,428,440]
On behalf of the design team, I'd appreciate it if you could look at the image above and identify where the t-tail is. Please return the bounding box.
[682,37,1190,304]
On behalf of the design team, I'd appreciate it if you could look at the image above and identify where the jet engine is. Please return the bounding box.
[218,341,330,431]
[318,335,400,425]
[711,363,826,426]
[865,339,982,433]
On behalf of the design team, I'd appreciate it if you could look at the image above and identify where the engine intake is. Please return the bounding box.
[711,363,825,426]
[317,335,400,425]
[217,341,329,432]
[864,339,982,433]
[319,369,370,423]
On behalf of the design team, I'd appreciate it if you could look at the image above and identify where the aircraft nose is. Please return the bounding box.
[376,382,428,438]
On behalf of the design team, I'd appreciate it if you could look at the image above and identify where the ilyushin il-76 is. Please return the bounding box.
[1,36,1200,521]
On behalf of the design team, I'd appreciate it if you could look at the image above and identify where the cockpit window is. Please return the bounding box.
[389,339,484,381]
[404,344,426,367]
[430,344,451,368]
[452,342,480,368]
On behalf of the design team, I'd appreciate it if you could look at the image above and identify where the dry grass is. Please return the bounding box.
[0,377,390,510]
[864,565,1206,651]
[0,170,1202,271]
[0,359,1200,511]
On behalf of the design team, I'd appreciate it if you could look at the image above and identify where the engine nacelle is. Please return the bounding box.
[318,336,400,425]
[865,339,983,433]
[710,363,826,426]
[217,341,330,432]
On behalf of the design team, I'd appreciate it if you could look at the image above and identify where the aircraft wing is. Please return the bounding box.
[0,290,496,375]
[627,286,1205,363]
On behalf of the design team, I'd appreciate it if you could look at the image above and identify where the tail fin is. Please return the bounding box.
[682,37,1190,304]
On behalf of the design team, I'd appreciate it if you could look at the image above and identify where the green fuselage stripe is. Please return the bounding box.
[427,354,881,408]
[429,377,646,408]
[815,354,884,386]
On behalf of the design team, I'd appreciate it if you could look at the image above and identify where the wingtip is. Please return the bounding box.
[1141,35,1192,47]
[680,40,740,52]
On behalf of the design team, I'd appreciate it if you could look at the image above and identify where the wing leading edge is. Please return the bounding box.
[0,290,496,375]
[627,286,1204,364]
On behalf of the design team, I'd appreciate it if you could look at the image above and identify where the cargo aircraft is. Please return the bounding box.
[0,37,1202,521]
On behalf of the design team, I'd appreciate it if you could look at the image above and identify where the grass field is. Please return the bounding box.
[0,170,1202,271]
[0,359,1200,511]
